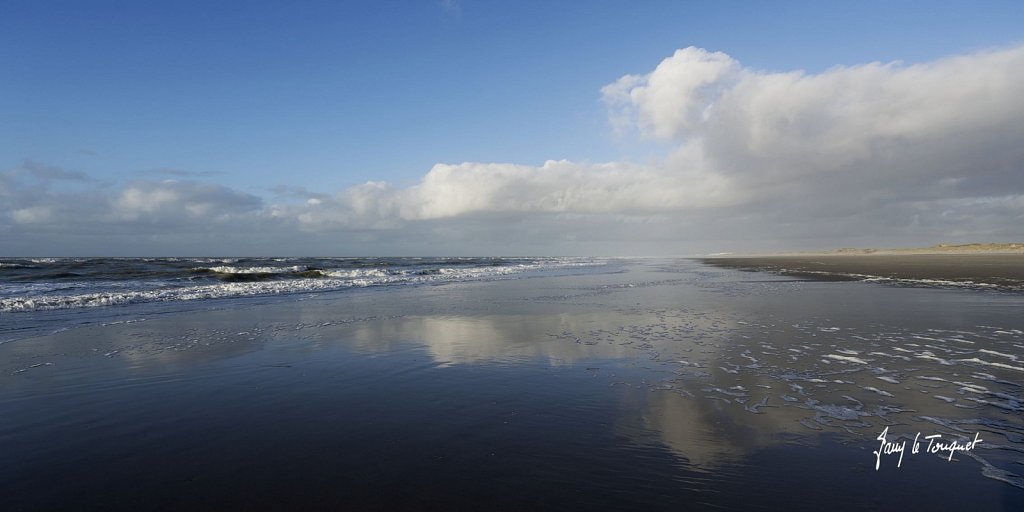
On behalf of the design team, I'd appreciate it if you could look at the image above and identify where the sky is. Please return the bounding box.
[2,0,1023,256]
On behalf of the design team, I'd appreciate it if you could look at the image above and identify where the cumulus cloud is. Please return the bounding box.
[604,45,1024,194]
[2,172,263,232]
[4,44,1024,254]
[602,44,1024,245]
[603,47,741,139]
[112,180,262,222]
[400,158,734,218]
[268,157,734,235]
[326,43,1023,237]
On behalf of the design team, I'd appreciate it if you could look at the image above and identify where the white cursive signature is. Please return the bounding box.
[873,426,982,469]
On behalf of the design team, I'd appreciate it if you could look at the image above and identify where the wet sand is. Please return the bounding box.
[2,259,1022,510]
[700,254,1024,288]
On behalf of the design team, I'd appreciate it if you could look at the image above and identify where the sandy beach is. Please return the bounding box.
[700,253,1024,287]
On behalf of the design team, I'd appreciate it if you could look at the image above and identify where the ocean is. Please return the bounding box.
[0,256,599,312]
[1,258,1022,510]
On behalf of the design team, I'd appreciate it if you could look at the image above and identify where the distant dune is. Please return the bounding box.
[827,243,1024,255]
[716,243,1024,258]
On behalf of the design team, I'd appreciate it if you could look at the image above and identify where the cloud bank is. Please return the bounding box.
[4,45,1024,255]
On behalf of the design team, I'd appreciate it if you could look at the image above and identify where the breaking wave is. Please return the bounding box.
[0,257,603,312]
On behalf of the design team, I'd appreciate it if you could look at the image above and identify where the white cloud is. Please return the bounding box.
[381,43,1024,235]
[398,158,735,219]
[3,173,262,230]
[4,44,1024,254]
[272,158,735,234]
[595,44,1024,242]
[112,180,261,222]
[12,206,52,224]
[606,45,1024,185]
[603,47,740,139]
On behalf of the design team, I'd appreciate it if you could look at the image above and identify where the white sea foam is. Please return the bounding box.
[325,268,392,278]
[1,258,603,312]
[862,386,894,397]
[955,358,1024,372]
[865,276,1005,290]
[947,338,976,345]
[954,382,990,394]
[200,265,309,274]
[915,351,953,365]
[963,396,1023,412]
[978,349,1019,361]
[824,354,868,364]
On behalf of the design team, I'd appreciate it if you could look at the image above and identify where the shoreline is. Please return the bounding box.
[2,259,1022,508]
[698,253,1024,287]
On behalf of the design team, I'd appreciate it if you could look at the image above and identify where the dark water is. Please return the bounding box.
[1,259,1022,510]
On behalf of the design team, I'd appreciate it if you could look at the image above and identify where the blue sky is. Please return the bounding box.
[2,1,1023,255]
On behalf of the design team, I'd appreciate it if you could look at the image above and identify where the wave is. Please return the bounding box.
[191,265,324,282]
[1,257,604,312]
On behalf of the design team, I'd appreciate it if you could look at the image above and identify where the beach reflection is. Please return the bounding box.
[338,310,815,469]
[2,258,1022,495]
[344,313,637,365]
